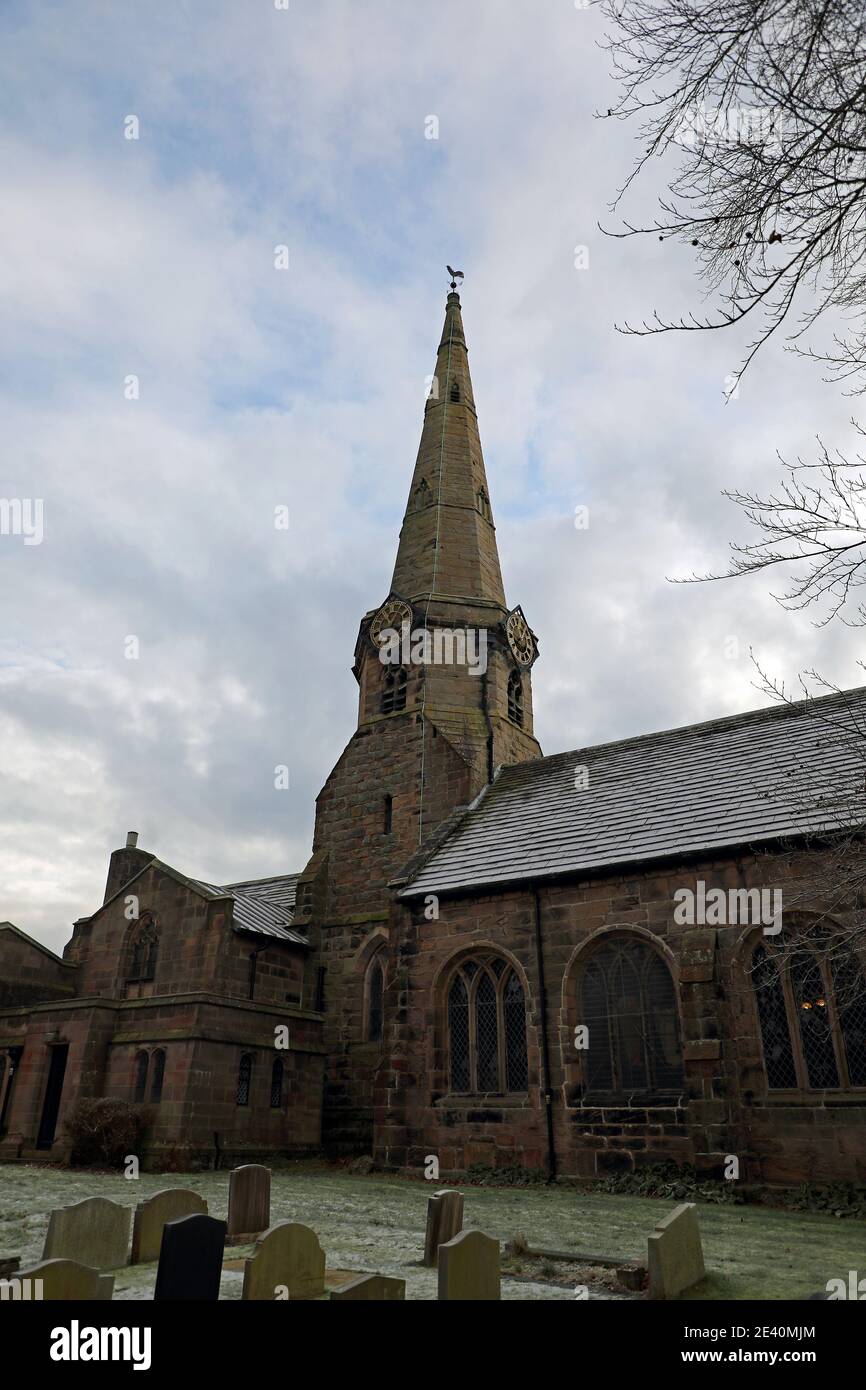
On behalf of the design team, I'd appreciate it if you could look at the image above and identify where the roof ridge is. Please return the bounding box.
[496,683,866,779]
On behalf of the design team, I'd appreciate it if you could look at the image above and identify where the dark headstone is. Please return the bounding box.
[154,1213,226,1301]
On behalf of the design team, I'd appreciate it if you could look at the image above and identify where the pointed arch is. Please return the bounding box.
[126,913,159,988]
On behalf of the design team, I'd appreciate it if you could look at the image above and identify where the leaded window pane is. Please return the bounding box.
[753,947,798,1089]
[832,950,866,1087]
[504,971,528,1092]
[792,951,839,1089]
[580,940,682,1094]
[237,1053,253,1107]
[448,975,470,1093]
[475,971,499,1091]
[643,953,685,1090]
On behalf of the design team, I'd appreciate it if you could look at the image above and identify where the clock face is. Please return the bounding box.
[505,607,535,667]
[370,597,413,649]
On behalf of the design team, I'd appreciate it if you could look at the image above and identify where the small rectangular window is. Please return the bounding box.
[383,794,393,834]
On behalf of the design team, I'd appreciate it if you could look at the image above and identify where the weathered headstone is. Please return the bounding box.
[438,1229,500,1301]
[227,1164,271,1241]
[423,1189,464,1267]
[330,1273,405,1301]
[42,1196,131,1271]
[12,1259,114,1300]
[242,1221,325,1301]
[131,1188,208,1264]
[154,1213,227,1301]
[647,1202,706,1300]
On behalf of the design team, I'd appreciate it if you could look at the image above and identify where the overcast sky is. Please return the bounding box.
[1,0,862,955]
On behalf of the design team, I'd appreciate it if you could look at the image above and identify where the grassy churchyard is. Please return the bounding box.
[1,1162,863,1300]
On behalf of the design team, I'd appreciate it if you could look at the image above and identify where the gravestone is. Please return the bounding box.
[330,1273,405,1301]
[13,1259,114,1300]
[423,1189,464,1267]
[131,1188,208,1264]
[647,1202,706,1300]
[154,1213,227,1301]
[227,1164,271,1241]
[42,1196,131,1271]
[242,1221,325,1301]
[438,1230,500,1301]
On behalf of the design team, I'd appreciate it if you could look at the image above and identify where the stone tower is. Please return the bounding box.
[294,287,542,1152]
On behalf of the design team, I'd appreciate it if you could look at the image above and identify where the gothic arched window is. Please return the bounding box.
[446,956,528,1095]
[127,915,159,984]
[751,938,866,1091]
[237,1053,253,1107]
[366,953,385,1042]
[150,1049,165,1104]
[133,1051,149,1104]
[382,667,408,714]
[579,937,683,1095]
[414,478,430,510]
[450,381,460,403]
[270,1057,284,1109]
[477,487,490,520]
[507,670,524,726]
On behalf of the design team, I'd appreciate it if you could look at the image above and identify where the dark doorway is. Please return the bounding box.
[0,1047,22,1133]
[36,1045,68,1150]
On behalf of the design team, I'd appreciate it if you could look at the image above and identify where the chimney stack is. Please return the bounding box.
[126,830,139,849]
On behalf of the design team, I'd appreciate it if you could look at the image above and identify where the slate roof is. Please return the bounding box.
[399,687,866,898]
[196,873,306,945]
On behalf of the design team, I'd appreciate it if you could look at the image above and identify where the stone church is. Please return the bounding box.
[1,290,865,1184]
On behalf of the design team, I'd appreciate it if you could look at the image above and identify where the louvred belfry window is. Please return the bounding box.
[507,670,524,726]
[752,937,866,1091]
[382,667,408,714]
[447,956,528,1095]
[579,938,683,1095]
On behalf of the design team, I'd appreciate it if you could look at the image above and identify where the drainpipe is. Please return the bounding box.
[532,885,557,1182]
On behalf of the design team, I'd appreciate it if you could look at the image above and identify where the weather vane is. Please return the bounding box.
[447,264,464,291]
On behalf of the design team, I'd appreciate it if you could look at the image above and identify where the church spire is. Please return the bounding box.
[390,290,507,611]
